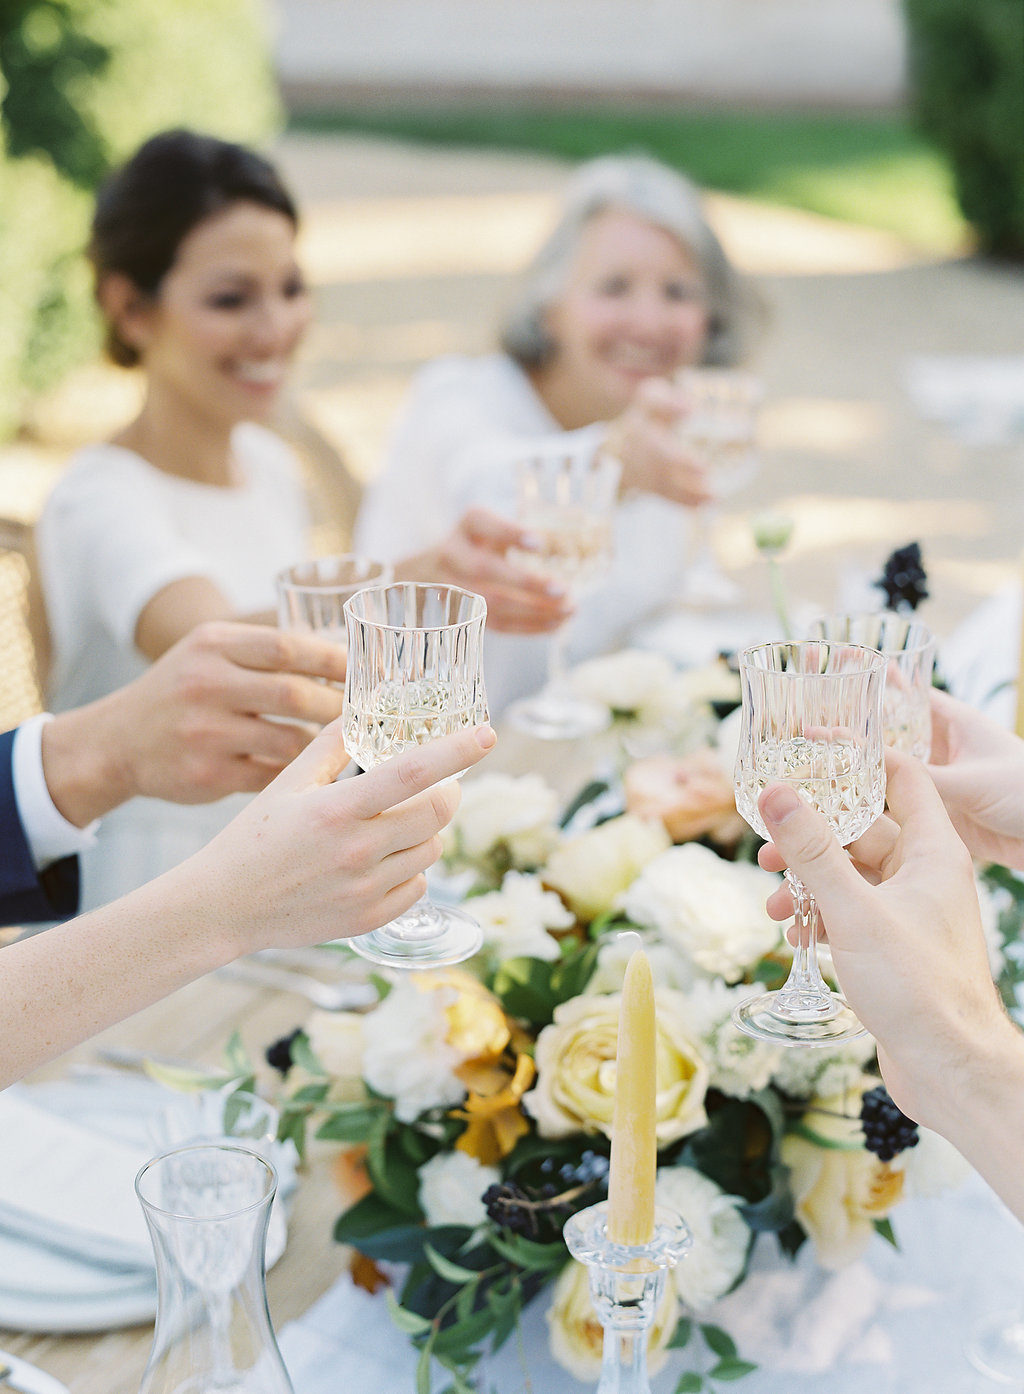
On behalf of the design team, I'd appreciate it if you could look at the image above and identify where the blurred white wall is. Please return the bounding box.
[271,0,906,109]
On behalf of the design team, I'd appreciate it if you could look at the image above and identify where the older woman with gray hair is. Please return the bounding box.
[355,155,758,713]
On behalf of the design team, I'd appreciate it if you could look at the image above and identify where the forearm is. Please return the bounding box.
[0,861,237,1088]
[922,1018,1024,1220]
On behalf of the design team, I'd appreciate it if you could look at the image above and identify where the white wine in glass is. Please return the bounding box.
[343,583,489,969]
[507,450,620,741]
[733,640,886,1046]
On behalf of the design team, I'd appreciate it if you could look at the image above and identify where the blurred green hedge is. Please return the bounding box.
[0,0,282,439]
[904,0,1024,260]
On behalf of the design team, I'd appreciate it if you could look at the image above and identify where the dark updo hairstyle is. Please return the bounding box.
[89,128,299,368]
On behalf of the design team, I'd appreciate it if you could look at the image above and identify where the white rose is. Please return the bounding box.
[675,660,742,711]
[683,978,782,1099]
[525,988,709,1146]
[899,1125,970,1197]
[622,843,782,982]
[656,1165,750,1310]
[544,814,671,922]
[305,1010,365,1098]
[588,933,696,995]
[569,648,676,719]
[444,773,561,875]
[418,1151,500,1228]
[470,871,574,963]
[361,979,466,1123]
[546,1257,678,1382]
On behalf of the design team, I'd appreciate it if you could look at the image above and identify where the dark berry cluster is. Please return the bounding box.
[875,542,929,613]
[538,1149,610,1194]
[860,1085,920,1162]
[482,1182,537,1237]
[265,1027,302,1076]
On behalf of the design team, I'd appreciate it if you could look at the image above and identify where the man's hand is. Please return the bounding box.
[398,507,574,634]
[42,621,350,825]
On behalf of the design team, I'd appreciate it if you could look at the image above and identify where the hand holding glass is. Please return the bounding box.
[733,641,886,1046]
[342,582,489,968]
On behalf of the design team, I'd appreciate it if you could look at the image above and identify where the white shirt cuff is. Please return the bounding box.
[11,714,100,870]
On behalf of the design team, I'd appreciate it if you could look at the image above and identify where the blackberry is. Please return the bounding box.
[875,542,929,613]
[483,1182,537,1237]
[860,1085,920,1162]
[265,1027,302,1075]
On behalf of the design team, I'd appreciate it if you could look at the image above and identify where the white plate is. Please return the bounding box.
[0,1075,291,1335]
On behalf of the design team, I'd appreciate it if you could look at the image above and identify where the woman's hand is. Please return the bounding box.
[397,507,574,634]
[602,377,712,508]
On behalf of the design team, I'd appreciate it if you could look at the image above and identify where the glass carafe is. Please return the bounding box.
[135,1142,294,1394]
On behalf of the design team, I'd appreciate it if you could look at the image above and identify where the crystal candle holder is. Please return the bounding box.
[563,1202,691,1394]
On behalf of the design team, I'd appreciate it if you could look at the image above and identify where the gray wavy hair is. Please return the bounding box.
[501,155,754,370]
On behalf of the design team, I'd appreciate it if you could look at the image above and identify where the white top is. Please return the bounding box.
[36,423,310,910]
[11,714,98,869]
[355,353,695,713]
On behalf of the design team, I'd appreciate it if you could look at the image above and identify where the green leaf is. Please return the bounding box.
[559,778,611,828]
[277,1107,309,1162]
[668,1316,693,1348]
[708,1357,758,1380]
[365,1123,425,1216]
[432,1304,502,1357]
[333,1191,414,1243]
[674,1374,703,1393]
[223,1030,253,1077]
[385,1290,433,1336]
[739,1162,795,1234]
[787,1121,861,1152]
[289,1031,327,1077]
[488,1231,567,1273]
[550,941,600,1002]
[315,1103,389,1144]
[424,1244,484,1286]
[873,1217,899,1249]
[416,1328,437,1394]
[492,956,561,1026]
[141,1060,233,1094]
[701,1324,737,1359]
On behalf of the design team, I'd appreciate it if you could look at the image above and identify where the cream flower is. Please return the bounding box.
[770,1033,875,1101]
[524,988,708,1145]
[622,842,782,982]
[418,1151,500,1228]
[443,772,561,882]
[782,1083,907,1270]
[683,979,782,1099]
[899,1124,970,1197]
[656,1165,750,1310]
[304,1010,365,1100]
[569,648,677,719]
[469,871,574,962]
[588,933,695,995]
[546,1257,678,1382]
[543,814,671,923]
[360,979,465,1123]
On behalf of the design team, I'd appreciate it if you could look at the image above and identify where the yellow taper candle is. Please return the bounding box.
[606,933,657,1246]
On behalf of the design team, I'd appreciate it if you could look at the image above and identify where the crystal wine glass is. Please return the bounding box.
[676,367,762,609]
[506,449,621,740]
[342,582,489,969]
[808,613,936,759]
[733,640,887,1046]
[277,554,392,647]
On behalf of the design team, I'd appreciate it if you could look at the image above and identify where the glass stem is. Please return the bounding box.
[775,871,836,1019]
[546,622,571,695]
[596,1325,652,1394]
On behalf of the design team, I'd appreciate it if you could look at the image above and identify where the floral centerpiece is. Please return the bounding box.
[215,649,1013,1394]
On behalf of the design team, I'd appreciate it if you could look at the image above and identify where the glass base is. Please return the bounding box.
[349,902,483,970]
[732,991,867,1047]
[966,1310,1024,1383]
[507,691,610,741]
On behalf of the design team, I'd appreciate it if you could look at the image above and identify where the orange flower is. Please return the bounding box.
[454,1050,537,1166]
[415,968,511,1061]
[624,749,746,846]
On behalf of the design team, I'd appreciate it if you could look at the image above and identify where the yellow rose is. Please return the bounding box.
[414,968,511,1061]
[546,1258,678,1382]
[782,1085,907,1271]
[543,814,671,922]
[524,988,709,1144]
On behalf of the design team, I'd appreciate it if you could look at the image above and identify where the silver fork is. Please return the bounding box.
[215,959,377,1011]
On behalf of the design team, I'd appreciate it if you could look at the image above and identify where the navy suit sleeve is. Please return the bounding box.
[0,727,80,925]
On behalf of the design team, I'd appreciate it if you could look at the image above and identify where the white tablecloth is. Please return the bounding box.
[278,1171,1023,1393]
